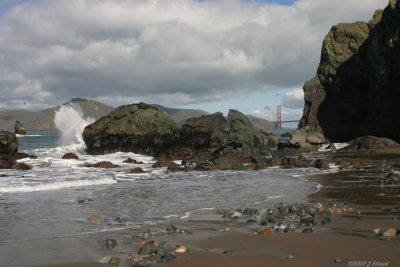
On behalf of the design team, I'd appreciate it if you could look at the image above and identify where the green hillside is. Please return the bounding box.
[0,98,113,132]
[151,104,209,126]
[247,115,274,130]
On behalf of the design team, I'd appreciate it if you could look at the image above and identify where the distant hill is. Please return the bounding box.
[0,99,274,132]
[0,98,113,131]
[151,104,209,126]
[247,115,274,130]
[152,104,274,129]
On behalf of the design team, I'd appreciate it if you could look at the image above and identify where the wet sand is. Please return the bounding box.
[31,148,400,267]
[156,232,399,267]
[151,150,400,267]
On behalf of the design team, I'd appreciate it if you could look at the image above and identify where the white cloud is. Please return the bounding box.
[282,88,304,109]
[264,103,273,111]
[0,0,388,109]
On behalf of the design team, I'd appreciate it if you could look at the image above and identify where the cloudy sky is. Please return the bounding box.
[0,0,388,121]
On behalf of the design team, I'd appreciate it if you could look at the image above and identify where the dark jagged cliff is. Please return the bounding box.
[299,0,400,142]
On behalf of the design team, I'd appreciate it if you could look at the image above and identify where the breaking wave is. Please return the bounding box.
[54,104,94,147]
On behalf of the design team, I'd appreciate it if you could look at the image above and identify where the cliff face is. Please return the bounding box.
[299,0,400,142]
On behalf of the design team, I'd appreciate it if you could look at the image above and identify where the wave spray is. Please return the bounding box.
[54,104,94,147]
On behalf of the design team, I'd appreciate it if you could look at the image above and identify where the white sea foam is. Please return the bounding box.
[0,177,117,194]
[253,195,285,204]
[318,142,350,152]
[54,104,95,148]
[17,134,43,137]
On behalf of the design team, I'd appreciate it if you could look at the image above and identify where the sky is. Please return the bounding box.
[0,0,389,122]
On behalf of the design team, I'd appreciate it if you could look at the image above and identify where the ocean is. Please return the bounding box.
[0,106,332,266]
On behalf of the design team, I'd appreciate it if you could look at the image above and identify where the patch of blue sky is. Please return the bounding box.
[0,0,39,16]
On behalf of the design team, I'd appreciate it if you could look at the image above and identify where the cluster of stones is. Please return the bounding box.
[217,202,353,233]
[99,224,191,266]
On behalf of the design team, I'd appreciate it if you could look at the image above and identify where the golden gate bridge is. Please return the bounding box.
[272,105,299,129]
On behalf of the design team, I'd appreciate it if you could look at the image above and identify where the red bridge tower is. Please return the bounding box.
[277,106,282,129]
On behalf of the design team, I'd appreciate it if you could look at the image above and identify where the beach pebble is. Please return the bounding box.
[108,257,121,265]
[333,258,343,263]
[138,243,156,256]
[223,227,232,232]
[142,230,152,239]
[302,228,313,233]
[97,256,114,264]
[87,215,102,222]
[286,254,295,259]
[257,226,273,235]
[273,226,284,233]
[104,238,118,249]
[329,207,343,214]
[156,247,167,258]
[373,228,381,234]
[383,228,397,238]
[130,256,144,263]
[166,224,178,233]
[77,198,92,204]
[175,245,188,254]
[140,255,162,265]
[284,224,297,232]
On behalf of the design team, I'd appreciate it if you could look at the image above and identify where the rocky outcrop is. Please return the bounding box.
[83,103,178,156]
[290,127,325,146]
[130,167,145,174]
[299,1,400,142]
[62,152,79,160]
[14,162,32,170]
[180,110,268,159]
[342,136,399,151]
[83,103,273,170]
[15,120,27,135]
[84,161,119,168]
[0,130,18,169]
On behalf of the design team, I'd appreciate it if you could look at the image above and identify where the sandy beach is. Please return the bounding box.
[29,148,400,267]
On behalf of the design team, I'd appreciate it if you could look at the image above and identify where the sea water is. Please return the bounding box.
[0,106,331,266]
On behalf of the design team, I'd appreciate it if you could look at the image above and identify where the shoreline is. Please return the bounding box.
[19,149,400,267]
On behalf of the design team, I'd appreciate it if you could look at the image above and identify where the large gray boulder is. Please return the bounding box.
[180,109,268,158]
[82,103,178,156]
[0,130,18,169]
[178,109,270,169]
[290,127,325,146]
